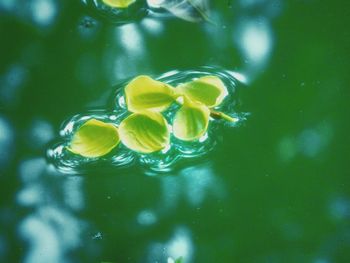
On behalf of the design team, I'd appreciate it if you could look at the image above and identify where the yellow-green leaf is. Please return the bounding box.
[177,75,228,108]
[119,111,170,153]
[68,119,120,158]
[102,0,136,8]
[125,75,176,112]
[173,100,210,141]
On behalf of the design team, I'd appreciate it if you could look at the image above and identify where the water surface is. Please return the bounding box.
[0,0,349,262]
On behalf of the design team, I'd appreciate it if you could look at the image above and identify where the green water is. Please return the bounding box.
[1,0,349,262]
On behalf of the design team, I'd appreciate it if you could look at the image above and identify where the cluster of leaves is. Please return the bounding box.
[68,75,237,158]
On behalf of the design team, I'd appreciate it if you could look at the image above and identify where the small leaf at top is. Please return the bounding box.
[102,0,136,8]
[176,75,228,108]
[173,99,210,141]
[119,111,170,153]
[158,0,211,23]
[125,75,176,112]
[68,119,120,158]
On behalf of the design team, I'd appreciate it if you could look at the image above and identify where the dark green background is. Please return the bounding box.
[0,0,349,262]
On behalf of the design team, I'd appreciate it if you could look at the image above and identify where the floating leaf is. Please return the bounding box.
[158,0,211,23]
[173,100,210,141]
[176,75,228,108]
[119,111,170,153]
[102,0,136,8]
[68,119,120,158]
[125,75,176,112]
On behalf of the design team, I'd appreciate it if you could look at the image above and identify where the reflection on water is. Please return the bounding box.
[30,0,57,26]
[232,0,281,83]
[316,226,350,263]
[329,196,350,221]
[137,209,158,226]
[147,226,193,263]
[27,118,54,150]
[278,121,333,162]
[160,163,225,210]
[118,23,144,52]
[0,64,27,109]
[12,158,224,262]
[234,17,273,80]
[0,116,14,170]
[0,0,348,262]
[0,0,58,28]
[112,23,151,81]
[16,158,88,263]
[49,67,246,173]
[77,16,99,39]
[0,234,6,260]
[141,17,164,35]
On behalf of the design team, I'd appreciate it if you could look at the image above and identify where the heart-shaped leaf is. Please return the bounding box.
[173,99,210,141]
[68,119,120,158]
[102,0,136,8]
[125,75,176,112]
[119,111,170,153]
[177,75,228,108]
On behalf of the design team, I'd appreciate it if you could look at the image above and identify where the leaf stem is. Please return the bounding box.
[210,110,238,122]
[175,96,237,123]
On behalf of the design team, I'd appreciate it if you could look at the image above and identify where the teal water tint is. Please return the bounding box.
[49,67,246,173]
[1,0,350,263]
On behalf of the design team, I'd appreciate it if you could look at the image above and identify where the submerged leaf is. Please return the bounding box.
[125,75,176,112]
[177,75,228,108]
[102,0,136,8]
[158,0,210,22]
[173,100,210,141]
[119,111,170,153]
[68,119,120,158]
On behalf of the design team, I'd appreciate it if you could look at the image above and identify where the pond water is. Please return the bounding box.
[0,0,349,262]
